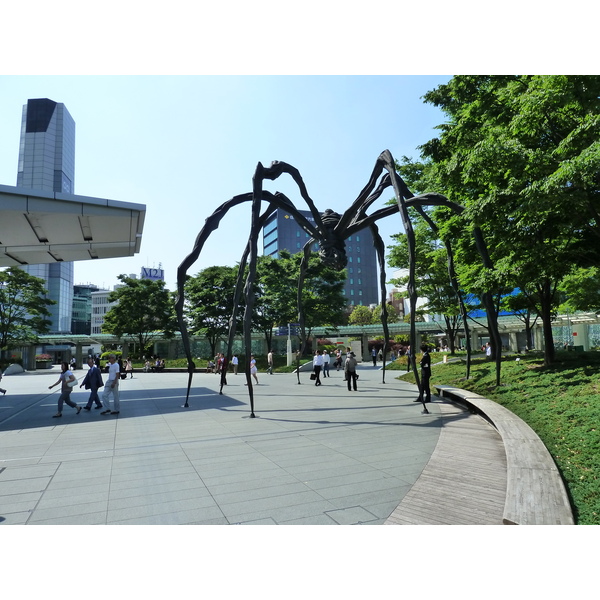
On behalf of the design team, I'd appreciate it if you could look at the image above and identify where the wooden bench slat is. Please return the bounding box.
[434,384,574,525]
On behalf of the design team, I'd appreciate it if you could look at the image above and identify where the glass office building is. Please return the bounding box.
[262,209,379,306]
[16,98,76,333]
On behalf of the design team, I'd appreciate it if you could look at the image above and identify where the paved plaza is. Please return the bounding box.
[1,362,456,525]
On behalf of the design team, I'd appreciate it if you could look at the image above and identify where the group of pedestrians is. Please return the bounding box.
[312,349,358,391]
[47,354,122,418]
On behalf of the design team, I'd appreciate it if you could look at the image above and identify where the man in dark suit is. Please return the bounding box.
[80,356,104,410]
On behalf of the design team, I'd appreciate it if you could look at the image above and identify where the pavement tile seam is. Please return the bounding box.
[107,478,209,500]
[38,484,111,501]
[106,495,222,522]
[35,491,110,510]
[216,489,328,517]
[206,473,301,495]
[225,499,340,524]
[107,506,228,525]
[27,499,109,522]
[107,485,212,511]
[210,481,315,506]
[325,506,380,525]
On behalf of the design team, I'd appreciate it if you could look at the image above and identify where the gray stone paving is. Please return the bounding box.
[0,363,442,525]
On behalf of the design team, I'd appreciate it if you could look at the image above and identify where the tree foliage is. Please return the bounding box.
[349,305,374,325]
[102,275,177,356]
[183,265,244,357]
[184,251,348,356]
[396,75,600,366]
[387,214,464,352]
[0,268,53,353]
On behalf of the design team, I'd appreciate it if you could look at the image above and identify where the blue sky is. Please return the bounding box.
[0,75,452,293]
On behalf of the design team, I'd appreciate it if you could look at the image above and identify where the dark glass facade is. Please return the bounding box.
[262,209,379,306]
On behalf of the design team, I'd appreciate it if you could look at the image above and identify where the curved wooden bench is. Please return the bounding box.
[434,385,574,525]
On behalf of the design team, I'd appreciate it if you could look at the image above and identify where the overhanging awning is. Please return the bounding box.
[0,184,146,266]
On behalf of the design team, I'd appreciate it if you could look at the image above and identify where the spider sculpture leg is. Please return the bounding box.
[370,222,390,384]
[176,175,322,411]
[176,193,253,407]
[295,243,312,385]
[379,151,428,413]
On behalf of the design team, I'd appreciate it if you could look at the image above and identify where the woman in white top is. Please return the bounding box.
[48,361,81,418]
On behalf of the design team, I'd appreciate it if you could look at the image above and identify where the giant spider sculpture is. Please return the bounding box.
[175,150,502,417]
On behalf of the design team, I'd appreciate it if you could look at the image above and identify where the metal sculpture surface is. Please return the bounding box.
[175,150,500,417]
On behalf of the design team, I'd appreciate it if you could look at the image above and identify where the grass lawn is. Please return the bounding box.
[392,350,600,524]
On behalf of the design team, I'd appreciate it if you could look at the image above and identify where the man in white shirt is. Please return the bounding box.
[101,354,121,415]
[322,350,330,377]
[313,350,324,386]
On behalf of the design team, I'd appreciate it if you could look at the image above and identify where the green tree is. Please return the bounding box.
[558,266,600,313]
[293,251,348,341]
[371,302,400,324]
[254,254,299,351]
[349,305,373,325]
[500,291,539,351]
[183,266,244,358]
[407,75,600,366]
[388,217,464,352]
[102,275,177,356]
[0,268,54,355]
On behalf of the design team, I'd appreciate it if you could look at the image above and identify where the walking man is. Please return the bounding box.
[101,354,121,415]
[322,349,330,377]
[345,352,358,391]
[267,350,274,375]
[313,350,323,386]
[371,347,377,367]
[80,356,103,410]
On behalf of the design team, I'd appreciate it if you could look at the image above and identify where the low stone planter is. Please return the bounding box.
[35,361,53,370]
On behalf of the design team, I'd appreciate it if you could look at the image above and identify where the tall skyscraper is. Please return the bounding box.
[262,208,379,307]
[17,98,76,333]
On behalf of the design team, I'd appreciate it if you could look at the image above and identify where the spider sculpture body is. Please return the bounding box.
[176,150,501,417]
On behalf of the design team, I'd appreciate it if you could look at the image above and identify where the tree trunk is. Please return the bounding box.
[539,294,556,366]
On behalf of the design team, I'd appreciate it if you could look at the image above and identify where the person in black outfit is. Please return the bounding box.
[416,343,431,403]
[80,356,104,410]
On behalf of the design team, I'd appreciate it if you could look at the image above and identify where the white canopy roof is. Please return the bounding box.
[0,184,146,266]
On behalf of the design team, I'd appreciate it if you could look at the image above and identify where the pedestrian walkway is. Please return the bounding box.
[0,363,505,525]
